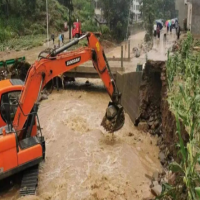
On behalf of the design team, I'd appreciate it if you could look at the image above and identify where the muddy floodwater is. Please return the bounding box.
[0,79,161,200]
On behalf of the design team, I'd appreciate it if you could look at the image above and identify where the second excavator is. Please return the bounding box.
[0,32,125,196]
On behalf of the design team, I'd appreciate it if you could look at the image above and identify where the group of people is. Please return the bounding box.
[51,34,65,46]
[153,20,181,40]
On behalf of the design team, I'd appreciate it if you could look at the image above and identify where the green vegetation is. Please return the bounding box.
[99,0,130,41]
[73,0,97,32]
[0,0,131,50]
[161,33,200,199]
[0,0,99,50]
[0,0,68,42]
[0,35,46,51]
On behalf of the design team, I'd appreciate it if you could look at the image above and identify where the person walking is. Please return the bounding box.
[59,34,62,45]
[51,34,55,44]
[175,20,178,34]
[154,24,157,37]
[177,23,181,40]
[170,24,172,33]
[157,25,160,39]
[61,33,64,44]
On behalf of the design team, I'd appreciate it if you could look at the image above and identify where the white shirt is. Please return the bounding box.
[154,24,157,31]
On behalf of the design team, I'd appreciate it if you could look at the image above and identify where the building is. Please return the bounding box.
[93,0,107,26]
[130,0,141,22]
[176,0,200,35]
[175,0,187,25]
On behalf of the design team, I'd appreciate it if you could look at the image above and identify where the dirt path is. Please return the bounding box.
[0,79,161,200]
[106,31,146,59]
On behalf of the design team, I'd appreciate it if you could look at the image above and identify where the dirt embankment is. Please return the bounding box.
[136,60,188,162]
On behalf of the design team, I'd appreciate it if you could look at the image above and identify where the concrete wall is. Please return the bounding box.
[176,0,200,35]
[116,71,142,123]
[175,0,187,28]
[191,0,200,35]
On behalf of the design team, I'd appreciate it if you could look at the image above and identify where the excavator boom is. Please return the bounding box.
[0,33,124,196]
[13,32,124,137]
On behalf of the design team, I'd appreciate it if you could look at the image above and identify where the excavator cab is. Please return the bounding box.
[0,79,23,127]
[0,79,45,196]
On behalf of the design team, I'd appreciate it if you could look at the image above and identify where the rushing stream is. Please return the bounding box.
[0,78,161,200]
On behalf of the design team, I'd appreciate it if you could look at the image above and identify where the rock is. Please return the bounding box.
[151,184,162,196]
[39,94,48,102]
[142,197,153,200]
[161,76,166,81]
[160,144,165,151]
[135,50,140,58]
[158,152,166,165]
[152,171,159,181]
[148,121,154,127]
[167,173,176,185]
[138,122,149,132]
[154,120,160,128]
[152,181,159,186]
[149,116,154,122]
[157,137,163,146]
[128,132,133,137]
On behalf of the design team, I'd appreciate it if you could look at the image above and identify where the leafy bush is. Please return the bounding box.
[101,25,110,35]
[82,20,99,33]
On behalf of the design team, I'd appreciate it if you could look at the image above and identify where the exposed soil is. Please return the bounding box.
[135,60,189,162]
[0,79,162,200]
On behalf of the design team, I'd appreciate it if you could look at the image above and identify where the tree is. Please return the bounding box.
[140,0,157,40]
[100,0,130,41]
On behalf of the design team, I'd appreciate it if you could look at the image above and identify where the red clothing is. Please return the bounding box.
[156,27,160,34]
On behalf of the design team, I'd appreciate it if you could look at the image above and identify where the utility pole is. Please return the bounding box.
[46,0,49,47]
[69,0,72,40]
[126,0,132,40]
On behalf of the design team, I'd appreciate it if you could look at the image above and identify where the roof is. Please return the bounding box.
[0,79,24,91]
[0,79,13,89]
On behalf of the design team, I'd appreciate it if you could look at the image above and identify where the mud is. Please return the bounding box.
[0,78,162,200]
[136,60,189,161]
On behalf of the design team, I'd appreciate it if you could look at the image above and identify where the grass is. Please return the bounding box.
[0,35,46,51]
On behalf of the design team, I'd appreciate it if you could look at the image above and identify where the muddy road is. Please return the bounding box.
[0,79,161,200]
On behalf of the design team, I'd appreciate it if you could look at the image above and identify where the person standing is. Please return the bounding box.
[170,24,172,33]
[61,34,64,44]
[154,24,157,37]
[175,20,178,34]
[157,25,160,39]
[177,23,181,40]
[51,34,55,44]
[167,24,169,33]
[59,34,62,45]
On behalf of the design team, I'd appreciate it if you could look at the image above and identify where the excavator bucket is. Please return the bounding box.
[101,102,125,133]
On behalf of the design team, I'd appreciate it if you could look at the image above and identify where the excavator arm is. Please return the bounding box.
[12,32,124,137]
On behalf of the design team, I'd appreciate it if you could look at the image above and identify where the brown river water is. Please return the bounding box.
[0,79,161,200]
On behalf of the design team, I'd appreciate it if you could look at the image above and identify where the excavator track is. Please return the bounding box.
[20,165,39,196]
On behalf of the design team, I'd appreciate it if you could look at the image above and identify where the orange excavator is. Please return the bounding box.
[0,32,125,196]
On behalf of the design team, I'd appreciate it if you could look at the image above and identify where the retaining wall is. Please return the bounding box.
[116,71,142,123]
